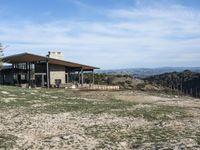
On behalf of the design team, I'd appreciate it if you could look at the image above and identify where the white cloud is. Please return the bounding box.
[0,4,200,69]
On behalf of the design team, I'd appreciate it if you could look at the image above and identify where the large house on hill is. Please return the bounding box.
[0,52,99,88]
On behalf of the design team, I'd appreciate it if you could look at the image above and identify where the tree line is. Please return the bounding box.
[145,70,200,98]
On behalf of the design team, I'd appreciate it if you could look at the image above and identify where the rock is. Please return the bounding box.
[143,84,160,91]
[1,91,10,95]
[174,143,186,150]
[51,137,60,142]
[119,142,127,148]
[60,135,70,140]
[179,143,186,149]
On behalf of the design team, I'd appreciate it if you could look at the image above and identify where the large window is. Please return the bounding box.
[35,63,47,73]
[16,63,26,70]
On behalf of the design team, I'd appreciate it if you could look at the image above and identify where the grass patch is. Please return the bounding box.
[196,132,200,145]
[0,134,17,149]
[84,124,177,149]
[0,86,75,109]
[0,86,191,122]
[41,98,136,114]
[42,99,190,121]
[113,105,191,121]
[0,86,198,149]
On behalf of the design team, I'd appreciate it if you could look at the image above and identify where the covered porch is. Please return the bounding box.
[1,53,98,88]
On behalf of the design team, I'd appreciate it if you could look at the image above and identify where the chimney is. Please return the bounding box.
[47,51,65,60]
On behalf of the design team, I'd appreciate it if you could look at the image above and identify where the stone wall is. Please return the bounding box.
[49,64,66,85]
[81,84,120,91]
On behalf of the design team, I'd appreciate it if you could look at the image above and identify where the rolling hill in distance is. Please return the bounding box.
[97,67,200,78]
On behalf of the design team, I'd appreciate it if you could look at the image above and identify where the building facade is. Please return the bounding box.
[0,52,98,88]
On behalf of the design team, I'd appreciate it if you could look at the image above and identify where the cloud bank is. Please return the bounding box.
[0,2,200,69]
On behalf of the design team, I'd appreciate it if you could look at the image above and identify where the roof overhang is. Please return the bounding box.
[3,53,99,70]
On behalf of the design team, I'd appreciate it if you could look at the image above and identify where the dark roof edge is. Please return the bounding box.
[3,52,100,69]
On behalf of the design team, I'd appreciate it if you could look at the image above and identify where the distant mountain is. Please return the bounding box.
[96,67,200,78]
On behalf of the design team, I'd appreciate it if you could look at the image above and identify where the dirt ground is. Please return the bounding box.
[0,86,200,149]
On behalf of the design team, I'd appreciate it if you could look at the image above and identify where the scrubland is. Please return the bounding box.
[0,86,200,149]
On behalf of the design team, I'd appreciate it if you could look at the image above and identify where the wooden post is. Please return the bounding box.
[46,61,50,88]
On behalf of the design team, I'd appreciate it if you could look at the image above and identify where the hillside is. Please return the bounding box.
[97,67,200,78]
[84,74,144,89]
[1,86,200,149]
[145,70,200,98]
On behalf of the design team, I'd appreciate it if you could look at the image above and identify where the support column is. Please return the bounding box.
[15,64,18,85]
[81,68,84,87]
[46,61,50,88]
[67,73,69,83]
[33,62,36,87]
[25,62,28,81]
[92,70,95,85]
[12,63,15,85]
[28,62,31,87]
[78,71,80,84]
[65,73,68,83]
[73,72,75,83]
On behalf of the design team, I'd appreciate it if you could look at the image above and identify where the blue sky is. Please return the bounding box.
[0,0,200,69]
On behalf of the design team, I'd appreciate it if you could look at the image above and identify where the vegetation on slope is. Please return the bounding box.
[145,70,200,98]
[84,73,144,89]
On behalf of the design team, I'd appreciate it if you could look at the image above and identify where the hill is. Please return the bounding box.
[97,67,200,78]
[84,74,144,89]
[145,70,200,98]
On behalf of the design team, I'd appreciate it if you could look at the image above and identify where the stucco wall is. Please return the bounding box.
[49,64,66,85]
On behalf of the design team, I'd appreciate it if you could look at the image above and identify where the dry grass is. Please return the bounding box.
[0,86,200,149]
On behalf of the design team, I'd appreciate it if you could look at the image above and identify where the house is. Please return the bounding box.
[0,52,99,88]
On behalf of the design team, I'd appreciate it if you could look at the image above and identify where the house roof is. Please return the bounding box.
[3,53,99,70]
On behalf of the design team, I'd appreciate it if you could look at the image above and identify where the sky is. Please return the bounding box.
[0,0,200,69]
